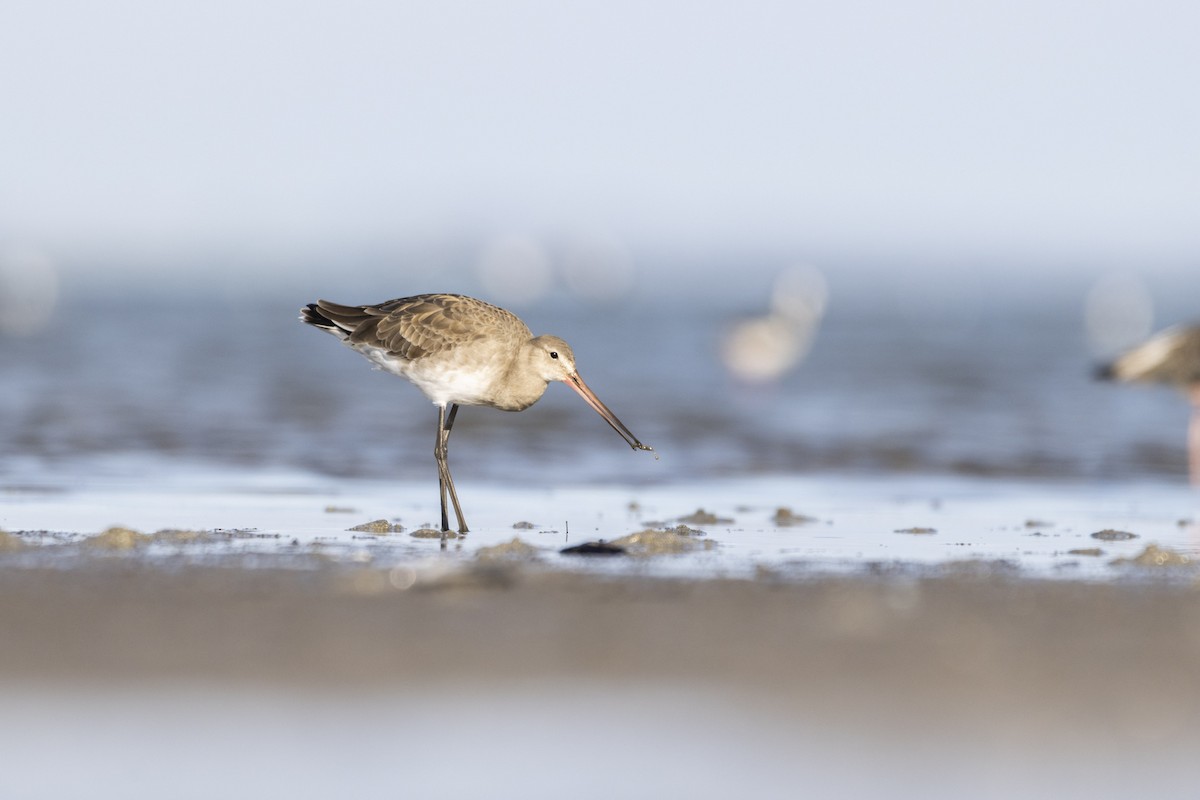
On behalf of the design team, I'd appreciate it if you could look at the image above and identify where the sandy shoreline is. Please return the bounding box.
[3,547,1200,797]
[2,560,1197,731]
[5,471,1200,795]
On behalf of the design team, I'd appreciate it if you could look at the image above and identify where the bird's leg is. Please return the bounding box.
[443,404,468,532]
[435,404,469,532]
[436,406,450,531]
[1189,386,1200,487]
[436,406,453,531]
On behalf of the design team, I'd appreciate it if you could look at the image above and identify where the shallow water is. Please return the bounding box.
[0,286,1195,487]
[3,284,1200,581]
[3,463,1196,580]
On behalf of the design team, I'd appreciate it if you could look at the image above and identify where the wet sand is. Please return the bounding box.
[2,560,1197,724]
[3,558,1200,797]
[4,472,1200,797]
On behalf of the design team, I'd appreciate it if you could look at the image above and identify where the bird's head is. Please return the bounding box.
[527,334,653,453]
[527,335,578,383]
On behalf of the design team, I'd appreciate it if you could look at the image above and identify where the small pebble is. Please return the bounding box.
[1091,529,1138,541]
[678,508,733,525]
[349,519,405,534]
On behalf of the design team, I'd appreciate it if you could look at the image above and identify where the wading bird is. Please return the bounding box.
[1097,324,1200,484]
[301,293,653,531]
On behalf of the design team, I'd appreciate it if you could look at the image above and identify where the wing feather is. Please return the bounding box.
[314,293,529,361]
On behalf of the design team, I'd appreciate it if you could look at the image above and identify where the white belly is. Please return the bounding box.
[362,346,506,407]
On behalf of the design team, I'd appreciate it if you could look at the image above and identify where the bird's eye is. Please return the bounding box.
[550,351,559,359]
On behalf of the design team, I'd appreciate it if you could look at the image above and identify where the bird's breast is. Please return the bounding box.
[362,344,545,410]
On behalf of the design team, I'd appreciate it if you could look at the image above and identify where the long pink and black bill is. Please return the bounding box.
[566,372,653,452]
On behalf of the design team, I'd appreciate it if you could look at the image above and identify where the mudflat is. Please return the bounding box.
[2,560,1197,737]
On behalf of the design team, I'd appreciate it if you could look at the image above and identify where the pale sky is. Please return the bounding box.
[1,0,1198,285]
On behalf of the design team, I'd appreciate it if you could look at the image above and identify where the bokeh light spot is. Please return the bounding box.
[770,264,829,324]
[1084,272,1154,356]
[476,236,553,307]
[0,247,59,336]
[560,234,634,303]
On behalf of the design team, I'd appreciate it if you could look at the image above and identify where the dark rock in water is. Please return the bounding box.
[561,540,627,556]
[1091,529,1138,541]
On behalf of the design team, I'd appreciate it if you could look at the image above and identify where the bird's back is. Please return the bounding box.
[1101,325,1200,386]
[301,293,536,407]
[303,294,529,356]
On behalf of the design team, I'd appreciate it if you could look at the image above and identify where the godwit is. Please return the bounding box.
[1097,324,1200,484]
[300,293,653,531]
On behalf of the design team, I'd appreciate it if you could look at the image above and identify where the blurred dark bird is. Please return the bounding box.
[300,293,653,532]
[1097,324,1200,484]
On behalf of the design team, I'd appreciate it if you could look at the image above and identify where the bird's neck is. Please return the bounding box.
[490,349,550,412]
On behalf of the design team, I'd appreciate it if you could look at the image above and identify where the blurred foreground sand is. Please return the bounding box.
[5,561,1200,797]
[2,562,1198,742]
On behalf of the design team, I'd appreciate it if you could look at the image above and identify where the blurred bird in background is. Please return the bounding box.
[1098,325,1200,485]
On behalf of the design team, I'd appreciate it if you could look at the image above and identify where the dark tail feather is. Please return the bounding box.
[1093,362,1116,381]
[299,302,337,330]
